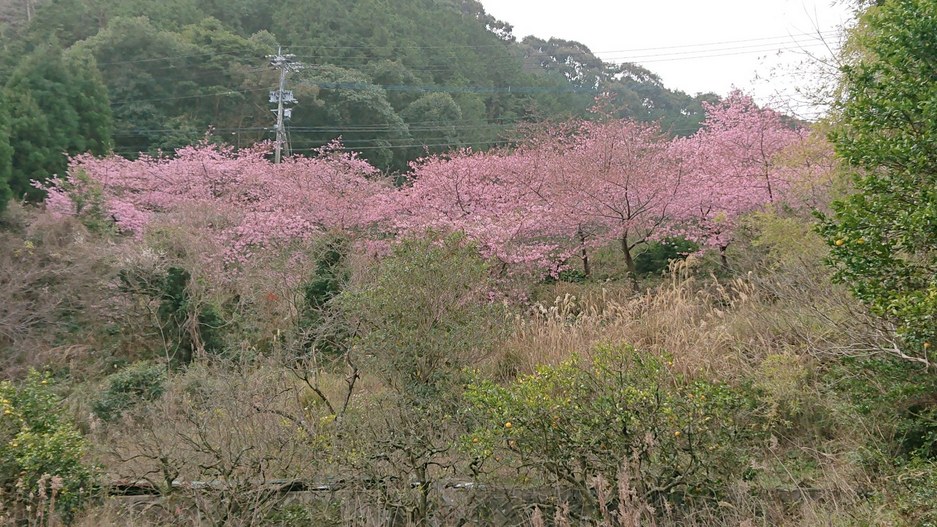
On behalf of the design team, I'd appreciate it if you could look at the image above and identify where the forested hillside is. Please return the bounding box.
[0,0,713,190]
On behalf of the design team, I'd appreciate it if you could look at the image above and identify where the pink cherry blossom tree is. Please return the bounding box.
[40,91,834,292]
[42,141,391,271]
[673,91,807,266]
[384,147,570,274]
[545,118,690,288]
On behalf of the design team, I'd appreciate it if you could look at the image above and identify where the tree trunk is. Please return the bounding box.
[415,464,430,525]
[719,245,729,270]
[621,234,639,291]
[578,227,591,278]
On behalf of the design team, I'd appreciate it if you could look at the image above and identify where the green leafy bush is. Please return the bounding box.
[339,232,501,394]
[298,235,350,356]
[118,265,225,364]
[818,0,937,355]
[897,397,937,460]
[887,460,937,527]
[464,345,762,511]
[634,237,698,276]
[825,356,937,460]
[557,268,587,283]
[0,371,94,523]
[91,362,166,422]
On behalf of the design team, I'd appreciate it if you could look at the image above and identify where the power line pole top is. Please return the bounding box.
[268,47,302,164]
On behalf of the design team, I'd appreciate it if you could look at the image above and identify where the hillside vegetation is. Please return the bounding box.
[0,0,712,188]
[1,0,936,526]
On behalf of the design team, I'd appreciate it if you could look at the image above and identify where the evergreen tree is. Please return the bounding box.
[4,43,111,200]
[818,0,937,357]
[0,91,12,212]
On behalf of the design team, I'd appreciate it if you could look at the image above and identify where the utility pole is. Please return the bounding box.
[268,47,301,163]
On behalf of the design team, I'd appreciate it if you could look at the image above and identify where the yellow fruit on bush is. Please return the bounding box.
[504,421,512,429]
[835,239,845,246]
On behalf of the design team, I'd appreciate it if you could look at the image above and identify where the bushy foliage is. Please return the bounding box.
[464,345,763,511]
[297,235,350,356]
[888,460,937,527]
[0,208,130,376]
[634,237,698,276]
[819,0,937,357]
[118,265,225,365]
[339,233,500,394]
[826,356,937,460]
[0,371,94,523]
[91,362,166,423]
[91,359,330,525]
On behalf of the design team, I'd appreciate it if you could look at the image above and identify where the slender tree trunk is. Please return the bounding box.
[416,464,429,525]
[621,234,639,291]
[719,244,729,270]
[578,226,591,278]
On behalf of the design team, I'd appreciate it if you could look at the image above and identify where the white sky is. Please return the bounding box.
[481,0,854,118]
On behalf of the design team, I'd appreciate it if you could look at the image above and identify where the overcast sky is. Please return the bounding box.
[481,0,854,118]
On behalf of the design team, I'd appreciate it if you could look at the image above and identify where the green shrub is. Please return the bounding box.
[44,169,116,234]
[754,354,815,429]
[557,268,587,283]
[338,232,501,395]
[897,397,937,460]
[0,371,94,523]
[824,357,937,459]
[818,0,937,355]
[887,460,937,527]
[91,362,166,422]
[334,233,503,524]
[119,265,225,364]
[298,235,350,356]
[634,237,698,276]
[464,345,762,512]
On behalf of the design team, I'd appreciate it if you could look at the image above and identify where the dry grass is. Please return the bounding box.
[491,219,897,526]
[497,221,883,383]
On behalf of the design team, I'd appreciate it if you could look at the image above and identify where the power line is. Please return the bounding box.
[284,31,839,63]
[110,121,523,136]
[602,42,833,64]
[290,140,517,152]
[95,50,263,67]
[278,29,839,52]
[291,40,834,71]
[101,35,841,109]
[90,29,839,71]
